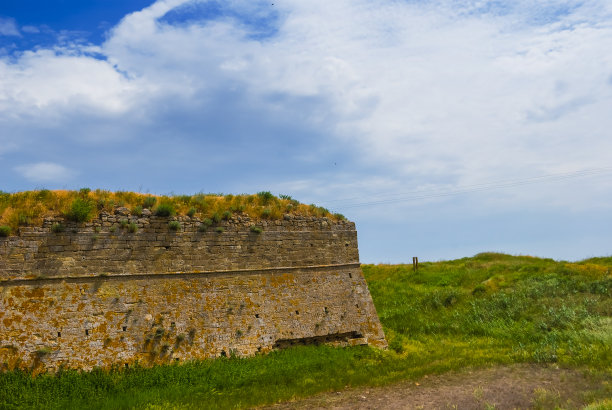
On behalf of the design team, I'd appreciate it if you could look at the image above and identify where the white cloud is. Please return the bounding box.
[14,162,74,183]
[0,18,20,36]
[1,0,611,209]
[21,26,40,34]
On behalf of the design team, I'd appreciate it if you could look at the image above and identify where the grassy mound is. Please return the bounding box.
[0,189,343,233]
[1,253,610,409]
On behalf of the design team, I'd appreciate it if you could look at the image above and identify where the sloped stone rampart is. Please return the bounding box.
[0,211,386,371]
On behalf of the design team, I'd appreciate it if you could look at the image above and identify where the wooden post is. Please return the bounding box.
[413,256,418,272]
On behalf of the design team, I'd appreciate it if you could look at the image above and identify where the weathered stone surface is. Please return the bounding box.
[0,213,386,372]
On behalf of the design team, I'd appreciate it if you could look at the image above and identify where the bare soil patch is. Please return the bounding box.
[264,364,610,409]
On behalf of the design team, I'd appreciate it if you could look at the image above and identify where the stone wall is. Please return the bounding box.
[0,210,386,371]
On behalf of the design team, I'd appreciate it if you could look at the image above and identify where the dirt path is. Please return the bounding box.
[264,365,610,409]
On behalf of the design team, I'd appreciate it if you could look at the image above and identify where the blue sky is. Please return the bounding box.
[1,0,612,263]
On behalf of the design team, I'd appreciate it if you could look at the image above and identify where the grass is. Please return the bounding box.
[0,225,10,237]
[1,253,610,409]
[0,190,340,234]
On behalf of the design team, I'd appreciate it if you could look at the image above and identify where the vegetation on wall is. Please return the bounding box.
[0,190,337,233]
[0,253,609,409]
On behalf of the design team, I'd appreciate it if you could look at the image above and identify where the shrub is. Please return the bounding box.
[257,191,274,205]
[198,218,213,232]
[143,196,157,209]
[155,203,175,217]
[120,219,129,228]
[168,221,181,231]
[128,223,138,233]
[17,212,31,226]
[66,198,94,222]
[0,226,11,237]
[79,187,91,196]
[51,223,65,233]
[250,225,262,234]
[215,227,224,234]
[211,212,221,223]
[132,206,143,217]
[333,213,346,221]
[187,207,196,218]
[222,211,232,220]
[261,208,271,218]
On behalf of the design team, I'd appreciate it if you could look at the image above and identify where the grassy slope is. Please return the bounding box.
[0,253,610,409]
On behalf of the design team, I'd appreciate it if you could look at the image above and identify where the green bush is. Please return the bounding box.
[0,225,11,237]
[215,227,224,234]
[198,218,213,232]
[222,211,232,220]
[187,208,196,218]
[155,204,175,217]
[168,221,181,231]
[257,191,274,205]
[132,206,143,217]
[211,212,221,223]
[250,225,262,234]
[261,208,271,218]
[51,223,65,233]
[66,198,94,222]
[128,223,138,233]
[143,196,157,209]
[120,219,129,228]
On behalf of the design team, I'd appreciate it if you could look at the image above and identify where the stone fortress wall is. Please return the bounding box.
[0,209,386,371]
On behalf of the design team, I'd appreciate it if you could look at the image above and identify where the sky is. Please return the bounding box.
[1,0,611,263]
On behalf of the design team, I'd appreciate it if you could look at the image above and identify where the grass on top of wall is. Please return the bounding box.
[0,189,340,233]
[0,253,610,409]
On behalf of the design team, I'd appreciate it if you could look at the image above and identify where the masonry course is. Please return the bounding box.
[0,209,386,372]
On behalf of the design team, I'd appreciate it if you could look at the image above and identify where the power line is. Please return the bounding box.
[320,166,612,209]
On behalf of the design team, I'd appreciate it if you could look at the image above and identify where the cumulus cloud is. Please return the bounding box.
[1,0,611,207]
[14,162,74,183]
[0,18,20,36]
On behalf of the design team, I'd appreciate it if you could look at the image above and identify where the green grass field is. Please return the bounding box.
[1,253,610,409]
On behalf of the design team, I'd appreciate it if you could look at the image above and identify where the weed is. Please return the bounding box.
[51,223,65,233]
[222,211,232,220]
[109,226,117,234]
[143,196,157,209]
[187,207,196,218]
[128,223,138,233]
[155,204,175,217]
[215,227,224,234]
[120,219,129,229]
[211,212,221,223]
[66,198,94,222]
[0,225,10,237]
[35,347,53,357]
[250,225,263,234]
[257,191,274,205]
[132,206,143,217]
[168,221,181,231]
[261,208,271,218]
